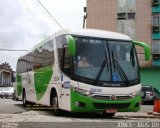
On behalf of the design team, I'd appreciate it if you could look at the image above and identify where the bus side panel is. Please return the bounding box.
[60,74,71,111]
[36,64,72,111]
[23,71,37,103]
[21,66,54,106]
[34,66,53,102]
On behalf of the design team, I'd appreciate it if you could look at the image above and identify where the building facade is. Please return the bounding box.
[0,62,13,87]
[86,0,160,90]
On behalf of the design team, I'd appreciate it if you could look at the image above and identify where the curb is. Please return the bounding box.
[115,112,160,119]
[148,111,160,117]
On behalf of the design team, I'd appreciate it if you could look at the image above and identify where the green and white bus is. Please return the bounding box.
[16,29,150,116]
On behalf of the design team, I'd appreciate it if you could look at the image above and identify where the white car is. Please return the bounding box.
[0,88,4,98]
[0,87,14,99]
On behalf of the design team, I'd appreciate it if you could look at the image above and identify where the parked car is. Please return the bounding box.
[141,85,160,104]
[0,88,4,98]
[153,87,160,99]
[0,87,14,99]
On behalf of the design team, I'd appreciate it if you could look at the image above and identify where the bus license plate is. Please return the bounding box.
[106,108,117,113]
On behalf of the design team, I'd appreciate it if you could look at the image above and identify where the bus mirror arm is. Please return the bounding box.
[133,41,151,61]
[66,35,76,56]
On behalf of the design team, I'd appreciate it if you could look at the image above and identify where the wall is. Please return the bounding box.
[86,0,117,31]
[117,0,136,39]
[140,67,160,91]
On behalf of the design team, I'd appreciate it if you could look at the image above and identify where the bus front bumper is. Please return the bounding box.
[71,90,141,113]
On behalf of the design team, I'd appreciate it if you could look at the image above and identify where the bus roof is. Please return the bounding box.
[55,29,132,41]
[18,29,132,59]
[18,35,53,59]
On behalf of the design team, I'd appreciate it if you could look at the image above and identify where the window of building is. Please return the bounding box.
[152,0,160,7]
[153,16,160,32]
[117,13,126,20]
[117,13,135,20]
[128,13,136,19]
[153,16,160,27]
[152,40,160,54]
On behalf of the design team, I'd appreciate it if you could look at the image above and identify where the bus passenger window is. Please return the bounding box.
[62,47,72,76]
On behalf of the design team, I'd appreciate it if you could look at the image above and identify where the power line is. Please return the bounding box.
[0,49,28,51]
[36,0,63,29]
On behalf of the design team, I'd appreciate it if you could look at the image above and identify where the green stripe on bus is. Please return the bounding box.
[16,75,22,96]
[34,66,53,101]
[70,89,141,112]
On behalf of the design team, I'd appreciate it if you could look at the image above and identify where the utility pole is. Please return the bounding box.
[83,7,87,28]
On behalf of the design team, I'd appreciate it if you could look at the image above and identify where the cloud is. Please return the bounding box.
[0,0,86,70]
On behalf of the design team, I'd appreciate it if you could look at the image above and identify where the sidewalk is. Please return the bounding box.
[0,111,160,123]
[115,112,160,118]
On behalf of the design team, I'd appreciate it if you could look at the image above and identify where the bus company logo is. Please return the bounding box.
[110,95,117,100]
[103,83,120,87]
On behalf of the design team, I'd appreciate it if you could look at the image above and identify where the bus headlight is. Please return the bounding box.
[72,87,93,96]
[130,91,140,98]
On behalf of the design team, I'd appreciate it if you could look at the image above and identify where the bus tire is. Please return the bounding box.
[50,90,60,115]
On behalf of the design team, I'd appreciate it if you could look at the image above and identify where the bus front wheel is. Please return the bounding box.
[50,91,60,115]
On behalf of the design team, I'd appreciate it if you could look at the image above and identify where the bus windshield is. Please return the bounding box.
[73,36,139,87]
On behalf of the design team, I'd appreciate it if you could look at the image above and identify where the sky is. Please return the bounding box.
[0,0,86,71]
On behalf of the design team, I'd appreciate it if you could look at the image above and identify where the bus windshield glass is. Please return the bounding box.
[73,36,139,87]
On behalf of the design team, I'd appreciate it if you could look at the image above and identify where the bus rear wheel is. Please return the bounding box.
[50,92,60,115]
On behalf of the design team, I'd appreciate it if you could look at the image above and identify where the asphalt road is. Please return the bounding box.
[0,98,153,114]
[0,98,26,114]
[0,98,159,128]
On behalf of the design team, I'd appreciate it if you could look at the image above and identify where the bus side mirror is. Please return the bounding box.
[133,41,151,61]
[66,35,76,56]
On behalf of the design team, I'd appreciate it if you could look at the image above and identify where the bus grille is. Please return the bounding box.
[93,103,130,109]
[91,95,110,100]
[91,95,132,100]
[116,96,132,100]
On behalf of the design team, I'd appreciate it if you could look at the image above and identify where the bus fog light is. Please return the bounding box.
[75,101,86,107]
[75,101,80,107]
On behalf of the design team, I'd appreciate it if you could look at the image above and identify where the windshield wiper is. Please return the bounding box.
[94,50,109,85]
[111,51,129,86]
[105,47,109,71]
[94,60,106,85]
[115,60,129,85]
[111,51,116,72]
